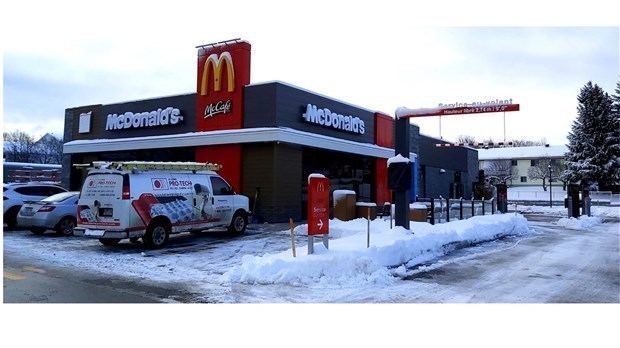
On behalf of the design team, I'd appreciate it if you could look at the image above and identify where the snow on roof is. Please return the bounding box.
[387,154,411,166]
[477,145,568,160]
[3,161,62,169]
[248,80,378,114]
[308,173,326,181]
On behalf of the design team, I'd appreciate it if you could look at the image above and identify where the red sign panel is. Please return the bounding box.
[308,176,330,236]
[399,104,520,118]
[196,40,251,131]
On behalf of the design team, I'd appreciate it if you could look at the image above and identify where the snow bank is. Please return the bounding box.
[556,216,603,230]
[219,214,529,286]
[515,204,619,219]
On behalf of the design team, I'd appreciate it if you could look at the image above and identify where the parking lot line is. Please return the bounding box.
[3,272,25,280]
[22,266,46,274]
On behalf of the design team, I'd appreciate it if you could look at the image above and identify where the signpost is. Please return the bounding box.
[307,174,330,254]
[393,103,520,229]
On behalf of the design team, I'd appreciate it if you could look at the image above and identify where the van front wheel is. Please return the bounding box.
[144,221,170,249]
[228,211,247,236]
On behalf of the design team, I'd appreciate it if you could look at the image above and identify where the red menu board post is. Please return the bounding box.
[307,175,329,254]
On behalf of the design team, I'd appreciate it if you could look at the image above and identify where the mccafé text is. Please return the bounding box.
[204,100,232,119]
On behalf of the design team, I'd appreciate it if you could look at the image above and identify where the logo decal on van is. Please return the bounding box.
[151,178,169,190]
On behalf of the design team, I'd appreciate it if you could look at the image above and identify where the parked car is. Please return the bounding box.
[17,191,79,235]
[3,182,68,229]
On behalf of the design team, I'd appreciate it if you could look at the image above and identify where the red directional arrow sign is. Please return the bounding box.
[308,175,330,236]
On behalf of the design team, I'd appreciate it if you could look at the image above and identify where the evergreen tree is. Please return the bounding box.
[562,81,620,189]
[613,79,620,117]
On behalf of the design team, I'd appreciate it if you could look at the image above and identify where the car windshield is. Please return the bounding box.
[41,191,78,203]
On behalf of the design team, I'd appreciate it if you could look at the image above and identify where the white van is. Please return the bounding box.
[73,161,250,249]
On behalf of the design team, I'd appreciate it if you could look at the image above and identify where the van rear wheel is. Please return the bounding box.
[144,221,170,249]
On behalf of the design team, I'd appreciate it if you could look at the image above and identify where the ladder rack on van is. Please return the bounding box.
[79,161,222,172]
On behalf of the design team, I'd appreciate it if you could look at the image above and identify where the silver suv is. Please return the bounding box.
[3,182,67,229]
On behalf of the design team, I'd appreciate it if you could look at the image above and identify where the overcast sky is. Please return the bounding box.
[1,1,618,146]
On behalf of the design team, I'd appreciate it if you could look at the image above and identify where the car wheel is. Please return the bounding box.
[99,238,121,246]
[228,211,247,235]
[4,206,21,230]
[144,221,170,249]
[30,228,47,235]
[56,217,76,236]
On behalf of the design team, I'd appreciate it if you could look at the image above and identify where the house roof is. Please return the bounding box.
[477,145,568,160]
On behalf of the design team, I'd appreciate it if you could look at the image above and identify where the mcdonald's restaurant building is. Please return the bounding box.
[62,40,478,223]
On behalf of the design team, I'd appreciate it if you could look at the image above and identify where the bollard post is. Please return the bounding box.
[439,195,444,223]
[367,209,371,248]
[459,197,464,220]
[446,197,450,222]
[430,198,435,225]
[471,197,475,217]
[482,199,486,215]
[289,218,296,258]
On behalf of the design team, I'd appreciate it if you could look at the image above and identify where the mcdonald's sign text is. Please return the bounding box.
[105,107,183,131]
[308,175,330,236]
[302,104,365,135]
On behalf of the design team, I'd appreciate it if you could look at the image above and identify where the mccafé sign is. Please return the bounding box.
[204,100,232,119]
[105,107,183,131]
[196,40,251,131]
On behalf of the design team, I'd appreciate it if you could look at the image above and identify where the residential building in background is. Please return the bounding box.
[478,145,567,187]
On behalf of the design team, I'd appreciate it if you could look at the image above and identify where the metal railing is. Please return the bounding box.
[415,197,496,225]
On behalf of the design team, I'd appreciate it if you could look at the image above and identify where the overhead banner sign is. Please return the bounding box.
[396,104,520,119]
[196,39,251,131]
[307,175,330,236]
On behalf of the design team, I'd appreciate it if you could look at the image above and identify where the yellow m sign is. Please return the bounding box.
[200,52,235,96]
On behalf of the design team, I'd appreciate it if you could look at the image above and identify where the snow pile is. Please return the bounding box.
[515,204,620,219]
[556,216,603,230]
[591,206,620,218]
[516,205,567,216]
[220,214,529,286]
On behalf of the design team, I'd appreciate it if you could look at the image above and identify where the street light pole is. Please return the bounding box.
[548,165,553,208]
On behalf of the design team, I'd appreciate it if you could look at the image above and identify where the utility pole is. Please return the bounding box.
[548,164,553,208]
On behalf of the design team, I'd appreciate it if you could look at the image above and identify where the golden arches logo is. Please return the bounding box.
[317,182,325,192]
[200,52,235,96]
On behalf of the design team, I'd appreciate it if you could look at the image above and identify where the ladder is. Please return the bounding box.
[77,161,222,172]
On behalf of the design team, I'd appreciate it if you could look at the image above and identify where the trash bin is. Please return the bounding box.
[409,203,427,222]
[333,190,356,221]
[356,202,377,220]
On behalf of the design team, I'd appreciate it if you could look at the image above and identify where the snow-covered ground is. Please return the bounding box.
[3,205,619,346]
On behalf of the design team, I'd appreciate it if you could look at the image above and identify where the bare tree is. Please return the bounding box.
[528,158,563,191]
[510,138,547,147]
[35,133,64,164]
[484,160,518,185]
[456,134,477,144]
[3,130,36,162]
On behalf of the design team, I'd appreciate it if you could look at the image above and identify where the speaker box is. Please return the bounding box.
[388,162,411,191]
